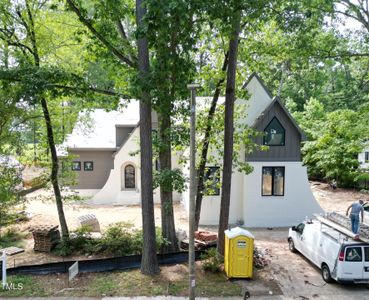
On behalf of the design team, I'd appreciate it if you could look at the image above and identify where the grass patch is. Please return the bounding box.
[0,275,46,297]
[0,228,27,248]
[0,264,242,297]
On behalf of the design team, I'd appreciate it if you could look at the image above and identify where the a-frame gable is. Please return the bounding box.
[239,73,274,126]
[253,96,306,141]
[243,72,273,99]
[247,97,304,162]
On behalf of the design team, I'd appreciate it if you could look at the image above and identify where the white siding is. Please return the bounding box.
[242,162,323,227]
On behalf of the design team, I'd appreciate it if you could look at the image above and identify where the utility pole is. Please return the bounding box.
[187,83,199,300]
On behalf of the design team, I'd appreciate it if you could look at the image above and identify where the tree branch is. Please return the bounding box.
[50,84,131,98]
[66,0,136,68]
[116,20,127,40]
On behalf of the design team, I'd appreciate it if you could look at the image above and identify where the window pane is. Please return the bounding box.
[262,167,272,196]
[273,167,284,196]
[72,161,81,171]
[84,161,93,171]
[365,152,369,162]
[365,247,369,262]
[125,165,135,188]
[345,247,362,262]
[264,117,285,146]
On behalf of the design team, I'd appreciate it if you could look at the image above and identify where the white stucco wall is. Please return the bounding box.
[92,127,181,205]
[242,161,323,227]
[183,161,323,227]
[197,170,244,225]
[92,127,142,205]
[238,75,273,126]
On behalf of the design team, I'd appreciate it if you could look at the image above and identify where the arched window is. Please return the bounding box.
[124,164,135,188]
[263,117,285,146]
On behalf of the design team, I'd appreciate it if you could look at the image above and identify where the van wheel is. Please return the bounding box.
[288,238,297,253]
[321,264,333,283]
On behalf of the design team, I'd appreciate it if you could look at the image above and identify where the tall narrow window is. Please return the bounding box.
[262,167,285,196]
[263,117,285,146]
[125,164,135,188]
[365,152,369,162]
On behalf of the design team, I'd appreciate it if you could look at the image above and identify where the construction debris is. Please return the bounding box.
[195,231,218,243]
[0,246,25,256]
[77,214,101,232]
[30,225,60,252]
[253,247,271,269]
[181,230,218,250]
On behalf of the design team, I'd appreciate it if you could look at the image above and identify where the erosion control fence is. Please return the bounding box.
[0,251,204,278]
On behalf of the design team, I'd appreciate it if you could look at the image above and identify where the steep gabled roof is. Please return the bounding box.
[242,72,273,99]
[253,96,306,141]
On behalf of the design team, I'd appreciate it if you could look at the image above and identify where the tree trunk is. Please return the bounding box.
[136,0,160,275]
[40,97,69,238]
[194,51,229,230]
[25,0,69,239]
[158,112,179,253]
[217,10,241,256]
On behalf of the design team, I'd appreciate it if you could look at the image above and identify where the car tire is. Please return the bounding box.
[321,264,334,283]
[288,238,297,253]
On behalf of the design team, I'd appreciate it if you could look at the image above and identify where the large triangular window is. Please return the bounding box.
[263,117,285,146]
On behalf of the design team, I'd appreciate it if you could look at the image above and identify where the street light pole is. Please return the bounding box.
[187,83,199,300]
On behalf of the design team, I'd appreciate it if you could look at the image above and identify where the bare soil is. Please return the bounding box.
[3,181,369,298]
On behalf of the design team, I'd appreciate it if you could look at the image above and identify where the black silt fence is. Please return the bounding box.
[0,251,204,278]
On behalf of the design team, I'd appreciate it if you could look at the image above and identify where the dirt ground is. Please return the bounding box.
[3,181,369,298]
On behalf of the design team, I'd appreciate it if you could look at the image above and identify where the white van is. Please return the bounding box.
[288,220,369,283]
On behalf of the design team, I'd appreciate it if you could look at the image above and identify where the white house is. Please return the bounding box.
[182,73,323,227]
[358,146,369,169]
[61,73,323,227]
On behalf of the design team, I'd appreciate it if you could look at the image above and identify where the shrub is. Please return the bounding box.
[201,247,223,273]
[54,222,168,257]
[53,225,99,256]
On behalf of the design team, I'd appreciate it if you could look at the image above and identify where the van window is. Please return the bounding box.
[365,247,369,262]
[345,247,362,262]
[296,223,305,234]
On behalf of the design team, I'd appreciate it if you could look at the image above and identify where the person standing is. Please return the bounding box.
[346,200,364,235]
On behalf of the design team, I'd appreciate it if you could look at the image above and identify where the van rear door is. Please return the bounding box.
[363,246,369,280]
[341,246,363,280]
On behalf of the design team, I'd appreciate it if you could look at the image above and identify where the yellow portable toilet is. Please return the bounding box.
[224,227,254,278]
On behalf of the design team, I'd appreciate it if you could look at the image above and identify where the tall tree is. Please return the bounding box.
[194,51,228,230]
[0,0,69,238]
[136,0,160,274]
[217,7,242,256]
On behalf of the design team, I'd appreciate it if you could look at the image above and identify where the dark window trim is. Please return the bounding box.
[365,152,369,162]
[72,161,81,171]
[84,161,94,171]
[262,166,285,196]
[204,166,221,196]
[263,116,286,146]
